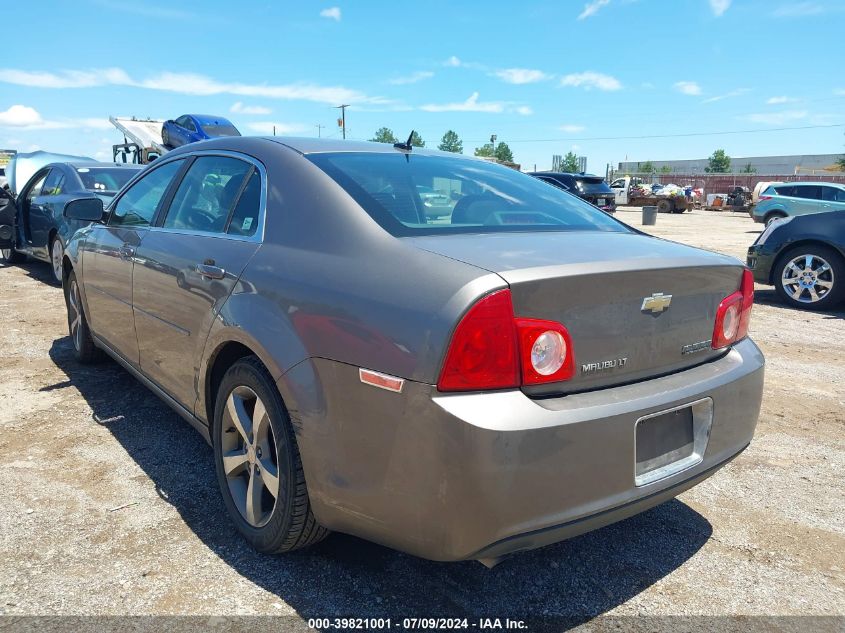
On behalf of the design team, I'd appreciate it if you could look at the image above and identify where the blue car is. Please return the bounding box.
[161,114,241,149]
[752,181,845,226]
[0,161,142,284]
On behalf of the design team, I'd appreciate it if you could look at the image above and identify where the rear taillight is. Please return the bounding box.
[758,195,772,201]
[712,269,754,349]
[437,290,575,392]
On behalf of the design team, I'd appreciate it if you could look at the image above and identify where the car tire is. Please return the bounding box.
[1,247,25,264]
[161,127,170,148]
[64,271,104,363]
[774,244,845,311]
[213,356,329,554]
[50,236,64,286]
[764,212,787,227]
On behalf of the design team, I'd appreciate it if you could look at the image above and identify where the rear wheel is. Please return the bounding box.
[64,271,104,363]
[656,199,673,213]
[161,126,170,147]
[774,245,845,310]
[50,237,64,285]
[765,212,787,227]
[213,357,328,553]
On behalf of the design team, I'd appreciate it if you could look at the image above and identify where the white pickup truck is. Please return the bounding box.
[610,176,689,213]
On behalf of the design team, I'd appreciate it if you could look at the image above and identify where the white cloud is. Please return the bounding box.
[420,92,504,113]
[766,96,797,105]
[515,106,534,116]
[674,81,702,96]
[388,71,434,85]
[0,105,43,127]
[246,122,309,135]
[709,0,731,16]
[702,88,750,103]
[0,67,384,105]
[444,56,462,67]
[578,0,611,19]
[494,68,551,84]
[836,89,845,96]
[560,124,586,133]
[745,110,808,125]
[231,101,272,115]
[319,7,341,21]
[772,2,825,17]
[560,71,621,91]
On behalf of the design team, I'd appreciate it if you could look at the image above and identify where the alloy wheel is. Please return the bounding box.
[219,386,280,528]
[51,239,64,283]
[67,279,83,351]
[781,253,834,304]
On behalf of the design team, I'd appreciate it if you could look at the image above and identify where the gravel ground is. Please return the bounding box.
[0,208,843,628]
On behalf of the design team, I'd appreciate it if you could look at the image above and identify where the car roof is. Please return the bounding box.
[264,136,478,158]
[62,161,143,170]
[529,171,602,178]
[188,114,236,125]
[773,181,845,187]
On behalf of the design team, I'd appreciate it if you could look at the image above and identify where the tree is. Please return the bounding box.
[837,156,845,171]
[495,142,514,163]
[561,151,580,172]
[474,143,495,158]
[659,165,673,174]
[438,130,463,153]
[639,161,655,174]
[409,131,425,147]
[370,127,397,144]
[705,149,731,173]
[740,162,757,174]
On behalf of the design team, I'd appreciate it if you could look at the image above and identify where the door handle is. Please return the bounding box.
[119,244,135,260]
[197,262,225,280]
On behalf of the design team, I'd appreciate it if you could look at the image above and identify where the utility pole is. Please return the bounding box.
[336,104,350,139]
[315,124,325,138]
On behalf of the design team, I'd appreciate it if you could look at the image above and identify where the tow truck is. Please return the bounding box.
[109,116,168,164]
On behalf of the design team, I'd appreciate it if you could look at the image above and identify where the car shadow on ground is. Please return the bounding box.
[0,257,58,286]
[754,288,845,320]
[47,336,713,627]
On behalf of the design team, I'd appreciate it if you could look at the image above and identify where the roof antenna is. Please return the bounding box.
[394,130,415,151]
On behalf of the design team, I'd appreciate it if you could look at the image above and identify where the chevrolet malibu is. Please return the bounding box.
[38,137,764,564]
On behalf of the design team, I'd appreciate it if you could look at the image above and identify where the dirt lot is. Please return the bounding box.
[0,208,843,626]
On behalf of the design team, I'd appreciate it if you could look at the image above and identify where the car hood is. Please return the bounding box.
[7,150,93,196]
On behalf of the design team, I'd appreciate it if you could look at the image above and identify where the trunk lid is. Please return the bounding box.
[407,231,746,394]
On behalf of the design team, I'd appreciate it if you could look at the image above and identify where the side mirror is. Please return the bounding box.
[64,197,105,222]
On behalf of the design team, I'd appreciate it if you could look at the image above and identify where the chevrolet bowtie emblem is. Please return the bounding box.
[641,292,672,314]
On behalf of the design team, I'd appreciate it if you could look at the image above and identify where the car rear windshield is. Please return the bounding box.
[574,176,613,194]
[201,124,241,137]
[308,153,630,236]
[76,167,138,193]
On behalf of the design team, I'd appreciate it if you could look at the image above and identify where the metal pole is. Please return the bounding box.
[336,104,349,139]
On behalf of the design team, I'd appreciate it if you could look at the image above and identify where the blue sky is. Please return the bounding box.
[1,0,844,173]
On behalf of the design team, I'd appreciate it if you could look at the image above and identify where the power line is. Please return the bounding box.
[465,123,845,144]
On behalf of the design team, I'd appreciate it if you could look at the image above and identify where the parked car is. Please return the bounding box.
[46,137,764,564]
[0,161,142,284]
[528,171,616,213]
[747,210,845,310]
[161,114,241,149]
[751,182,845,226]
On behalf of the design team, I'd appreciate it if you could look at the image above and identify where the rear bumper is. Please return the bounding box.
[288,338,764,561]
[746,244,776,285]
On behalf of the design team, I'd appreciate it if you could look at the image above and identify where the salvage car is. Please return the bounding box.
[747,210,845,310]
[528,171,616,213]
[0,161,142,283]
[161,114,241,149]
[751,182,845,226]
[44,137,764,564]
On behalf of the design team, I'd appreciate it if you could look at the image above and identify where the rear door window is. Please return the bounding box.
[774,185,796,197]
[41,169,66,196]
[227,169,261,237]
[162,155,252,234]
[793,185,822,200]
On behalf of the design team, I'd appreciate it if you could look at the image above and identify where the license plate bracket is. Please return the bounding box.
[635,398,712,486]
